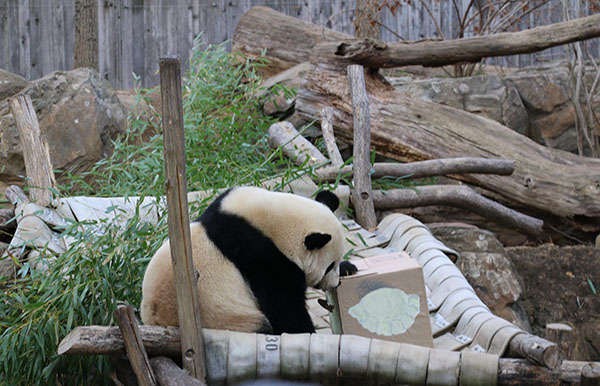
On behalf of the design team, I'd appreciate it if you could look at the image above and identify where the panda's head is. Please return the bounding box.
[219,187,345,290]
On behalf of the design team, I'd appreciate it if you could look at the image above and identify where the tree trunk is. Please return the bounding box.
[74,0,98,70]
[354,0,380,39]
[233,6,600,73]
[232,6,350,77]
[294,65,600,219]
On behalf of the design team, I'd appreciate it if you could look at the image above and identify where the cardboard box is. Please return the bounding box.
[329,252,433,347]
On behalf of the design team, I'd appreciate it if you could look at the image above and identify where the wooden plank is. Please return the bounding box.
[109,0,122,88]
[18,0,31,80]
[97,0,108,81]
[63,0,74,70]
[9,94,56,207]
[39,0,53,75]
[143,0,158,87]
[131,0,145,84]
[159,56,207,382]
[0,1,8,72]
[27,0,41,79]
[114,304,158,386]
[8,0,20,73]
[52,0,65,71]
[121,0,134,88]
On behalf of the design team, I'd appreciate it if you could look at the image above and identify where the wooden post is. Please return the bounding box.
[545,323,574,360]
[114,304,157,386]
[159,56,207,383]
[580,363,600,386]
[9,94,56,207]
[347,64,377,230]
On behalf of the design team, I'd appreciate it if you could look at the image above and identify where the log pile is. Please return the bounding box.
[233,6,600,241]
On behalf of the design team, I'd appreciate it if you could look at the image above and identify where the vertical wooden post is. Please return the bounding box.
[159,56,207,383]
[545,323,574,360]
[347,64,377,230]
[9,94,56,207]
[114,304,157,386]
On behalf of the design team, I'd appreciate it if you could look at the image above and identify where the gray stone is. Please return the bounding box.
[0,68,126,183]
[0,69,28,101]
[507,70,570,113]
[430,224,530,330]
[501,86,529,136]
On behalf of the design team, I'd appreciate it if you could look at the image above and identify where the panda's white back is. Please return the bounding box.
[140,186,345,333]
[140,221,268,331]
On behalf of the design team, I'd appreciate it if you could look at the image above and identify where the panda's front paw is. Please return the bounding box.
[340,261,358,276]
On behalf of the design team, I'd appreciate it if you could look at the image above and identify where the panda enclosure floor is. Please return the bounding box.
[306,289,332,333]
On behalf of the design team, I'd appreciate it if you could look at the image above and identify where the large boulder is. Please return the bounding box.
[0,68,126,184]
[0,69,28,100]
[389,63,598,155]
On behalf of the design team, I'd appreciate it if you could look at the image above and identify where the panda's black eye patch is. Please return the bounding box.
[324,262,335,275]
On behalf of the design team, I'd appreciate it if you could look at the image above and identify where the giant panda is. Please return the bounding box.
[140,186,355,334]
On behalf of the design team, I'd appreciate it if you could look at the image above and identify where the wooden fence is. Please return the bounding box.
[0,0,598,89]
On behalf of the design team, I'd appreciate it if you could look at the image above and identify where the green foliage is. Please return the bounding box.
[0,38,312,385]
[0,204,167,385]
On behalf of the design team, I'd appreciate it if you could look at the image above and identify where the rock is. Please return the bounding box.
[429,223,531,331]
[501,86,529,136]
[0,69,28,100]
[508,70,569,113]
[0,68,126,183]
[506,244,600,361]
[387,63,600,154]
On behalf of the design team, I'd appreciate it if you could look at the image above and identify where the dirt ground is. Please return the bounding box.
[506,244,600,361]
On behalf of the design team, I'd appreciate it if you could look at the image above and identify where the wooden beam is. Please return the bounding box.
[347,64,376,230]
[159,56,207,383]
[9,94,56,207]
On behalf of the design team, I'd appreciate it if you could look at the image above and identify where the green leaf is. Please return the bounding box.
[588,278,597,295]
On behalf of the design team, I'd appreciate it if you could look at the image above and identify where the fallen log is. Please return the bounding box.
[232,6,349,77]
[316,158,515,182]
[58,325,597,385]
[233,6,600,73]
[295,65,600,219]
[371,186,543,236]
[313,13,600,70]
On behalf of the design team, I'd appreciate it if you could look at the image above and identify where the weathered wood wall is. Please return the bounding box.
[0,0,598,89]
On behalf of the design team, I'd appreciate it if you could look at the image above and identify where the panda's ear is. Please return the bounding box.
[304,232,332,250]
[315,190,339,212]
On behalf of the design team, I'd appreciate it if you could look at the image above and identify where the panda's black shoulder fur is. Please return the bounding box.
[193,188,315,334]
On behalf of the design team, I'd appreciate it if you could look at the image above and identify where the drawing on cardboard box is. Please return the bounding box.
[348,287,421,336]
